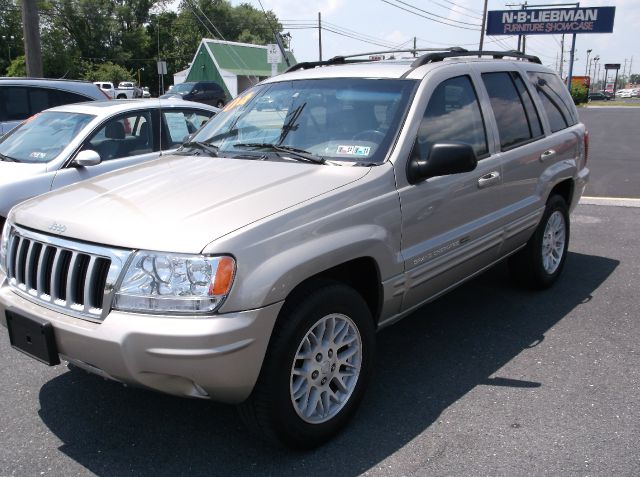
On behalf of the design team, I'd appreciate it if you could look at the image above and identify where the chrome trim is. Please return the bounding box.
[3,223,132,322]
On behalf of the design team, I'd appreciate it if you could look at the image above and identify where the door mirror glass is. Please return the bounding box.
[74,149,101,167]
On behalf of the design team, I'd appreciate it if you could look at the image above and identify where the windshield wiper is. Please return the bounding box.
[179,141,219,157]
[0,152,18,162]
[233,143,325,164]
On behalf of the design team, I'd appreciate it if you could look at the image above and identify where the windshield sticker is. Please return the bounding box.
[223,91,255,112]
[336,145,371,156]
[29,152,47,159]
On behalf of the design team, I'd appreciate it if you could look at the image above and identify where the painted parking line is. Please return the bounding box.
[580,196,640,207]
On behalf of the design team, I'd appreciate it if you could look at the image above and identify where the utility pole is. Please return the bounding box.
[413,37,417,57]
[318,12,322,61]
[559,34,565,79]
[479,0,489,51]
[21,0,42,77]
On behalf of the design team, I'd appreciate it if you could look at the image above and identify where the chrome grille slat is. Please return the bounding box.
[50,247,63,303]
[83,256,98,310]
[65,252,79,306]
[3,224,130,323]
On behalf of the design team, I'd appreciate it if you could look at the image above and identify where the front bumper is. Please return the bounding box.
[0,271,282,403]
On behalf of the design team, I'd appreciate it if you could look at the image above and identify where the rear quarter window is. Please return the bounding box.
[527,71,578,133]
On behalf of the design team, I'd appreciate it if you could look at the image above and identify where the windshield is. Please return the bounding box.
[171,83,194,95]
[190,78,417,164]
[0,111,95,163]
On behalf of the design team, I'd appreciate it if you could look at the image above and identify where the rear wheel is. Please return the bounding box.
[509,194,570,289]
[238,281,375,448]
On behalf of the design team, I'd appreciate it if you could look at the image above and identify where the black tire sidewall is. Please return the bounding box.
[530,195,570,287]
[265,283,375,448]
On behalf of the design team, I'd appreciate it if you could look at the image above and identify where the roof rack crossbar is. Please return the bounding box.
[284,47,469,73]
[410,50,542,69]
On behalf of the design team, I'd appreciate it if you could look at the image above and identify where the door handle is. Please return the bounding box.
[477,171,500,189]
[540,149,556,162]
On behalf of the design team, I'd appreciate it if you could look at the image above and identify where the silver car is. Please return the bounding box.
[0,50,589,448]
[0,99,218,229]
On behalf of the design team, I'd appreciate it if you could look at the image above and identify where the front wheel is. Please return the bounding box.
[238,281,375,448]
[509,194,570,289]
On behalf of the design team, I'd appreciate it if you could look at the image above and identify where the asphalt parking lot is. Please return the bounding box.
[0,108,638,476]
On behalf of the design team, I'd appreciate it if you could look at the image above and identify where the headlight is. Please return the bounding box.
[114,251,236,314]
[0,218,10,274]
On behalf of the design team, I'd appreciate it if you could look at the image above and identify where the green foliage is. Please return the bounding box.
[81,61,135,85]
[6,55,26,77]
[12,0,283,93]
[630,74,640,85]
[571,84,588,105]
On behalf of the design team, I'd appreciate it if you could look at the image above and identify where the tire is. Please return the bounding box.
[117,94,127,99]
[509,194,570,289]
[216,100,225,108]
[238,280,375,449]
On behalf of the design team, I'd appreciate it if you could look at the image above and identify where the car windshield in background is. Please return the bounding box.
[0,111,94,163]
[170,84,193,94]
[191,78,417,164]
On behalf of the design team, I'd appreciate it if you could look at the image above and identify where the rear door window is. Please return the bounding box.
[482,72,542,149]
[162,109,215,147]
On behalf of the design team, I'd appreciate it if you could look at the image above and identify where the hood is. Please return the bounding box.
[11,155,370,253]
[0,161,49,185]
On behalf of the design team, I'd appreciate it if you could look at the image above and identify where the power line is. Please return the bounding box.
[426,0,483,20]
[439,0,484,16]
[387,0,481,27]
[380,0,481,31]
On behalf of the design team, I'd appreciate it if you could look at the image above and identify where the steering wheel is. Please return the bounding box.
[352,129,385,142]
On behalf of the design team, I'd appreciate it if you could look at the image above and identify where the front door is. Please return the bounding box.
[396,71,507,312]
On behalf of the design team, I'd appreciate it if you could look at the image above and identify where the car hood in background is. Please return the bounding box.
[11,155,370,253]
[0,161,49,186]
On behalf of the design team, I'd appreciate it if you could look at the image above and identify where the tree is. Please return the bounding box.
[0,0,24,75]
[6,55,26,76]
[630,74,640,85]
[81,61,134,85]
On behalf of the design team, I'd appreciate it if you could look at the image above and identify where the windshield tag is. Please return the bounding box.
[30,152,47,159]
[337,145,371,156]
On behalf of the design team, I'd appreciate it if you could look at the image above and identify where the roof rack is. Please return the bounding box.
[411,49,541,68]
[284,47,466,73]
[284,48,542,74]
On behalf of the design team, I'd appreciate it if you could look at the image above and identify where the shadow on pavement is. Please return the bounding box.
[37,251,618,476]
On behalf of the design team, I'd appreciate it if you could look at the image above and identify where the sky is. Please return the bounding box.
[227,0,640,81]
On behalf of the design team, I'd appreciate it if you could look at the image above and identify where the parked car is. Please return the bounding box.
[0,49,589,448]
[142,86,151,98]
[93,81,116,99]
[114,81,143,99]
[588,91,612,101]
[0,78,108,136]
[160,81,228,107]
[617,89,632,98]
[0,99,218,227]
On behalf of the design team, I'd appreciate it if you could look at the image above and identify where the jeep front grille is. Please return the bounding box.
[4,224,131,322]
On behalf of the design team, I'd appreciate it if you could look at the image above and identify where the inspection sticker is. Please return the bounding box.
[29,152,47,159]
[336,145,371,156]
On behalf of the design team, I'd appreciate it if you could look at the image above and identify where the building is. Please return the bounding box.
[183,38,297,98]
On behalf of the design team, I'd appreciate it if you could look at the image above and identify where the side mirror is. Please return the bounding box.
[407,142,477,184]
[74,149,102,167]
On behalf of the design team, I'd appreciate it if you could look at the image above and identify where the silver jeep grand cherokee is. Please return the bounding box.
[0,49,589,448]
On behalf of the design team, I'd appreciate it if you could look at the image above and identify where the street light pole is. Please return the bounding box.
[585,49,592,76]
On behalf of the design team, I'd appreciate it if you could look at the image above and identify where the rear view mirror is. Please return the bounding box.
[407,142,477,184]
[74,149,102,167]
